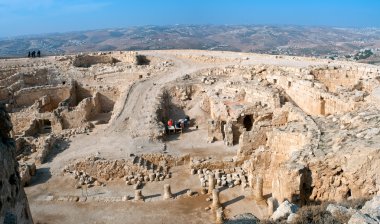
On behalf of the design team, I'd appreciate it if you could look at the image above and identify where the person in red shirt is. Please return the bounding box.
[167,119,173,127]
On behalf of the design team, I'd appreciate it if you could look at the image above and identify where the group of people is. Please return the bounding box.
[166,115,190,133]
[28,50,41,58]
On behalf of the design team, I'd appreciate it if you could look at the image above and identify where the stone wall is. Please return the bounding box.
[35,135,57,165]
[244,87,281,109]
[61,93,101,129]
[10,112,36,135]
[0,105,33,223]
[308,149,380,202]
[112,51,143,65]
[242,103,321,205]
[237,126,270,157]
[74,83,118,113]
[266,129,308,156]
[310,65,380,93]
[311,66,361,93]
[14,86,71,108]
[72,54,120,68]
[0,67,19,80]
[0,68,64,103]
[264,66,362,116]
[271,163,309,205]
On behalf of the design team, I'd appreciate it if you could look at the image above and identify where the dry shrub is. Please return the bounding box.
[338,197,370,210]
[292,203,337,224]
[260,198,370,224]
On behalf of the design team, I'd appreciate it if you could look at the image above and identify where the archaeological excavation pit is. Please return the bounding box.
[1,50,380,224]
[156,84,210,139]
[73,54,121,68]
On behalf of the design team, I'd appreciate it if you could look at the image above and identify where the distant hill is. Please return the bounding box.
[1,25,380,63]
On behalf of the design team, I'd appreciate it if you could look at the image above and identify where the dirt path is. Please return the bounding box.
[108,53,193,135]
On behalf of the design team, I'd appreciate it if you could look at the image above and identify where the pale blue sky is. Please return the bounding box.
[0,0,379,37]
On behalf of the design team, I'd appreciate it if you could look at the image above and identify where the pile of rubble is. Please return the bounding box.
[63,154,173,187]
[191,167,248,189]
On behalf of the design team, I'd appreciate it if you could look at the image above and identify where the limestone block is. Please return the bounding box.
[271,200,299,221]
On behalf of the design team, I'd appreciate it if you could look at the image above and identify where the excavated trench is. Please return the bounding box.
[73,55,120,68]
[157,84,209,139]
[2,52,380,223]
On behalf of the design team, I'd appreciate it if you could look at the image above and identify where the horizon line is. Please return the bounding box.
[2,23,380,39]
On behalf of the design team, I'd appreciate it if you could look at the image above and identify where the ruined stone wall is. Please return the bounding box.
[14,86,71,108]
[73,54,119,68]
[190,158,245,171]
[97,89,119,113]
[244,87,281,109]
[0,73,26,89]
[242,103,321,205]
[0,67,19,80]
[34,135,57,164]
[61,93,101,129]
[112,51,140,64]
[238,126,270,157]
[25,68,64,87]
[265,128,310,204]
[75,84,92,105]
[271,163,309,205]
[311,65,380,93]
[268,74,354,116]
[266,129,308,156]
[76,85,118,113]
[11,106,60,136]
[0,105,33,223]
[242,130,310,204]
[208,97,228,121]
[10,112,36,135]
[323,96,355,115]
[308,149,380,202]
[0,68,62,96]
[23,118,51,137]
[207,120,224,141]
[311,67,362,92]
[0,88,10,101]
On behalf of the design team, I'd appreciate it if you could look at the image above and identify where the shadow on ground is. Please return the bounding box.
[222,195,245,207]
[174,188,190,197]
[44,138,71,163]
[29,167,51,187]
[145,193,162,200]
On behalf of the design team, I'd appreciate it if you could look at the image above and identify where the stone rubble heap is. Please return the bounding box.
[191,167,248,189]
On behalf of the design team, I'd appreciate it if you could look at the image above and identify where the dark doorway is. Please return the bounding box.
[320,97,326,115]
[40,119,52,134]
[232,125,241,145]
[243,115,253,131]
[221,121,226,139]
[346,189,352,198]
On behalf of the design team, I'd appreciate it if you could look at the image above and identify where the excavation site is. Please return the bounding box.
[1,50,380,223]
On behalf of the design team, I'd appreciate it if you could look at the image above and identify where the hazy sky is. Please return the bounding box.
[0,0,379,37]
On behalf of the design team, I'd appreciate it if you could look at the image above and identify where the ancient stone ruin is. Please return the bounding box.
[0,105,33,223]
[1,50,379,223]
